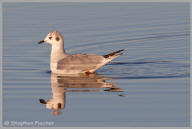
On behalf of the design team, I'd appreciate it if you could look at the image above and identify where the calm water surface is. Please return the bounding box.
[3,3,190,127]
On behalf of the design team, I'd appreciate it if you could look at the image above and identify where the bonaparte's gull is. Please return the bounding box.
[38,30,124,75]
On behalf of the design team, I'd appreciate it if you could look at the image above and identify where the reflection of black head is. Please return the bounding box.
[39,99,63,115]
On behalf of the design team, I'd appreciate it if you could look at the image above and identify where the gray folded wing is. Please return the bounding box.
[57,54,104,72]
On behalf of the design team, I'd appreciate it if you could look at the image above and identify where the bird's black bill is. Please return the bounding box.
[38,40,45,44]
[39,99,47,104]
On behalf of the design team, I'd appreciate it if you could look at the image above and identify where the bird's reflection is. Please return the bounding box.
[39,73,122,115]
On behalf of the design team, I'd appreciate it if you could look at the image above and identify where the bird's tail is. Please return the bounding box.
[90,49,124,73]
[103,49,124,58]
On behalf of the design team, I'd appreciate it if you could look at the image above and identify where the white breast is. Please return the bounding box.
[50,62,58,73]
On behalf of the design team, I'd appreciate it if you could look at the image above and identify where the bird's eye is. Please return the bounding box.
[56,37,60,41]
[49,37,52,40]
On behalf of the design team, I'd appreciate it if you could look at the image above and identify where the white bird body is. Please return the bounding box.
[38,30,124,75]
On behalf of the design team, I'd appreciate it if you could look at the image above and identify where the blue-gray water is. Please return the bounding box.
[2,3,190,127]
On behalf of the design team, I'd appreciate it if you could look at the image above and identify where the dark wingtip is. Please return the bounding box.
[116,49,125,54]
[103,49,125,58]
[118,49,124,51]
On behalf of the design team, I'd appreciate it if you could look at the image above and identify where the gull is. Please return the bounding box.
[38,30,124,75]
